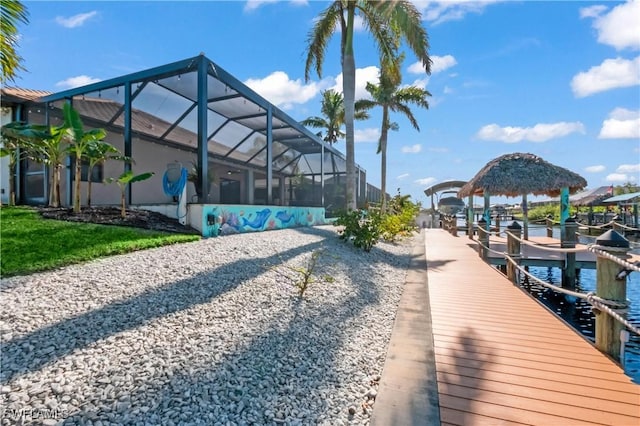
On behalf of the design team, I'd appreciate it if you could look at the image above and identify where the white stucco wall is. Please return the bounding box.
[0,107,13,204]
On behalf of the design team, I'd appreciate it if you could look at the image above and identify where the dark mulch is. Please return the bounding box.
[36,206,200,235]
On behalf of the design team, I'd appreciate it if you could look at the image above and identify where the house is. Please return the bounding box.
[1,54,378,236]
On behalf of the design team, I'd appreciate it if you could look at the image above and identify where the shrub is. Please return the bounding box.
[334,209,383,252]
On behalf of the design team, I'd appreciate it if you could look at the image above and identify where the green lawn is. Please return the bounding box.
[0,206,201,277]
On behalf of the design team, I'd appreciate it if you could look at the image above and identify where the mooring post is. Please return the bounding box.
[495,215,501,235]
[593,230,630,363]
[546,215,554,238]
[478,217,488,260]
[506,221,522,284]
[561,217,577,289]
[467,195,474,239]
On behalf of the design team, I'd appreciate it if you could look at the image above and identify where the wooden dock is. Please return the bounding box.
[424,229,640,425]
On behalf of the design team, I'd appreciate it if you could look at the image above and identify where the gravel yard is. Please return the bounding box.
[0,226,413,426]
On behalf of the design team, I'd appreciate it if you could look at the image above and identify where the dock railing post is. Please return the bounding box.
[561,217,577,289]
[506,221,522,284]
[495,215,501,235]
[546,215,553,238]
[593,230,630,363]
[478,217,488,260]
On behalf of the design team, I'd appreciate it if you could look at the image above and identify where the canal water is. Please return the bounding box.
[478,221,640,383]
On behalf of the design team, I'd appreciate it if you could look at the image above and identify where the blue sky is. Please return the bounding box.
[13,0,640,206]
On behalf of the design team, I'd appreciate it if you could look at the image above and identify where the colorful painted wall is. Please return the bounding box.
[199,205,330,237]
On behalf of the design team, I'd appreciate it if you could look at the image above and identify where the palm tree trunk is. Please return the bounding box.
[74,158,82,213]
[380,107,389,212]
[343,2,357,211]
[8,156,16,206]
[87,166,93,207]
[50,164,60,207]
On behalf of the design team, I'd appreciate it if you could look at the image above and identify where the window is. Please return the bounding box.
[70,157,103,183]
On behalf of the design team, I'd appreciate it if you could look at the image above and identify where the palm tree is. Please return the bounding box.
[305,1,431,210]
[301,89,369,144]
[1,0,29,83]
[2,121,69,207]
[84,140,129,207]
[359,56,431,211]
[64,104,107,213]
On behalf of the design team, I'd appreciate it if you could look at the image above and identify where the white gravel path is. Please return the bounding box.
[0,226,414,426]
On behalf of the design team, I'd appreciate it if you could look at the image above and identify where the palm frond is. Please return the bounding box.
[304,2,343,81]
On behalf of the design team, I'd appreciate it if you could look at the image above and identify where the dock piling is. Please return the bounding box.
[594,230,630,363]
[507,221,522,284]
[561,218,577,289]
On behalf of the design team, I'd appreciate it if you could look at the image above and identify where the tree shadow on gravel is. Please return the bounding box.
[1,239,328,385]
[60,241,389,425]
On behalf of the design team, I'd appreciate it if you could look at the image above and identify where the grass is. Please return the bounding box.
[0,206,201,277]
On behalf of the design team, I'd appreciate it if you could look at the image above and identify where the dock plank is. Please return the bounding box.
[425,229,640,426]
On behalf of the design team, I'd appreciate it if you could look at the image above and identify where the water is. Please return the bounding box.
[495,222,640,383]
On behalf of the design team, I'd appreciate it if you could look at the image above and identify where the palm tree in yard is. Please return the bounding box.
[301,89,369,144]
[359,55,431,211]
[305,0,431,210]
[1,0,29,83]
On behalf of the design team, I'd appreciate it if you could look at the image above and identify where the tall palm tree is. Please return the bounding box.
[1,0,29,83]
[301,89,369,144]
[359,56,431,211]
[305,1,431,210]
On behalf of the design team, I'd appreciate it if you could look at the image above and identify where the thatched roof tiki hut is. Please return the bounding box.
[458,153,587,240]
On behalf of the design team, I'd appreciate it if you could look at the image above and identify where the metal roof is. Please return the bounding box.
[602,191,640,204]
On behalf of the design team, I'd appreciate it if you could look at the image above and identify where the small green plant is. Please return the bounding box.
[269,248,327,297]
[334,209,383,252]
[104,170,154,218]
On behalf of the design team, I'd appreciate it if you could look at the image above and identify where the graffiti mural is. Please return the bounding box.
[200,205,329,237]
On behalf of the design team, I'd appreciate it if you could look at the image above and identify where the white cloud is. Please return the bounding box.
[598,107,640,139]
[585,165,606,173]
[617,164,640,173]
[579,5,607,19]
[244,0,307,12]
[354,127,380,143]
[475,121,586,143]
[401,144,422,153]
[606,173,637,182]
[408,54,457,75]
[428,147,449,153]
[331,66,379,100]
[571,56,640,97]
[416,0,503,25]
[414,177,437,186]
[55,75,101,89]
[397,173,410,180]
[244,71,329,110]
[55,11,98,28]
[588,1,640,50]
[443,86,454,95]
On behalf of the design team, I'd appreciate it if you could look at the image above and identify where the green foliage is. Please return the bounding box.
[0,206,199,277]
[270,248,327,298]
[334,209,383,252]
[519,204,560,221]
[104,170,154,218]
[1,0,29,83]
[335,192,420,250]
[64,103,108,213]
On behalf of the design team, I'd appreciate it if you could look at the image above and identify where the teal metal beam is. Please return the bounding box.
[38,56,199,103]
[197,55,209,203]
[124,82,132,205]
[266,106,273,204]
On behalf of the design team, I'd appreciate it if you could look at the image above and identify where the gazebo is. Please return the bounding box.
[458,152,587,239]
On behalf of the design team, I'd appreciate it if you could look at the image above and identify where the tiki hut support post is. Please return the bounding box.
[522,193,529,240]
[482,192,491,257]
[560,187,570,242]
[467,194,474,239]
